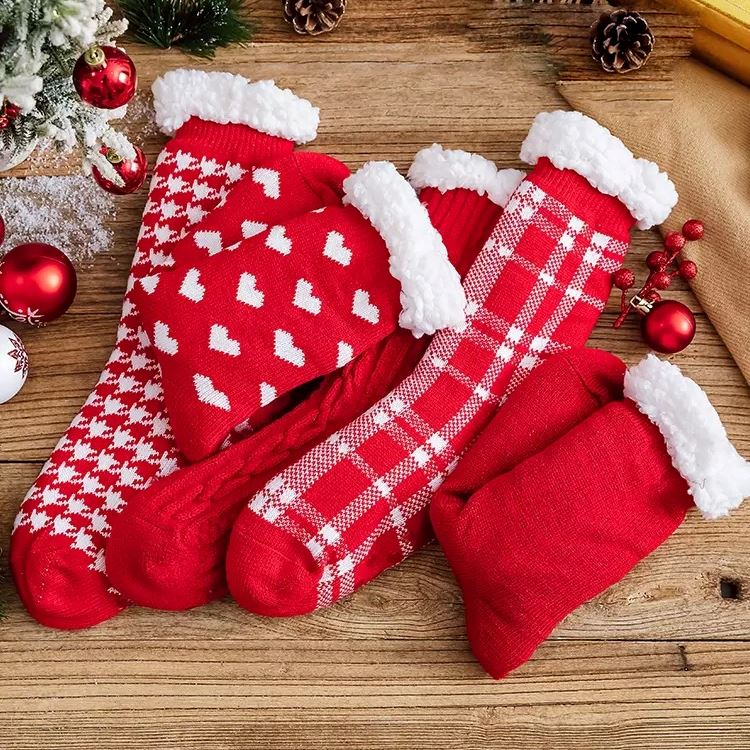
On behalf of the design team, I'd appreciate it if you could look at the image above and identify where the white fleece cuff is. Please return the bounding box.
[343,161,467,338]
[407,144,525,207]
[624,354,750,519]
[520,111,678,230]
[152,69,319,144]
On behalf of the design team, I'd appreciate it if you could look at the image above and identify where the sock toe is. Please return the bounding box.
[106,513,228,610]
[11,533,124,630]
[226,514,322,617]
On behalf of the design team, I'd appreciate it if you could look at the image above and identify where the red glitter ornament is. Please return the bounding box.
[613,268,635,290]
[641,300,696,354]
[92,146,148,195]
[678,259,698,281]
[73,45,137,110]
[663,232,686,252]
[0,243,77,325]
[646,250,668,270]
[682,219,704,241]
[651,270,672,290]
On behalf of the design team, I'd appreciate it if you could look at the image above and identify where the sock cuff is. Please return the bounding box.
[624,354,750,519]
[407,144,525,208]
[342,161,467,338]
[519,110,677,230]
[152,70,320,144]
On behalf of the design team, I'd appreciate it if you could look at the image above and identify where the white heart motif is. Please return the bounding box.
[323,231,352,266]
[242,220,268,239]
[209,324,241,357]
[194,230,224,256]
[266,225,292,255]
[179,268,205,302]
[153,321,178,355]
[259,382,277,407]
[274,329,305,368]
[337,341,354,368]
[293,279,322,315]
[139,275,160,295]
[193,374,231,411]
[252,167,281,199]
[352,289,380,325]
[236,272,264,308]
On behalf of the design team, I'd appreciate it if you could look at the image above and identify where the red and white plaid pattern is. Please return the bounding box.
[235,175,630,612]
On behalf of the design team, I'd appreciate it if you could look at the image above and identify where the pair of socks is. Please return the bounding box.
[431,350,750,679]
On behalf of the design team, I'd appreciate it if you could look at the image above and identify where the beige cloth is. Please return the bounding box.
[559,58,750,385]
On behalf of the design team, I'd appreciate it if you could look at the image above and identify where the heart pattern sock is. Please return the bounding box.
[224,110,678,617]
[104,148,523,611]
[431,353,750,679]
[10,70,323,629]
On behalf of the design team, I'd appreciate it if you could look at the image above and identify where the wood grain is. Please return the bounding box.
[1,2,748,748]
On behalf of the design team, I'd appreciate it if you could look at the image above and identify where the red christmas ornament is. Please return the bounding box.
[0,243,77,325]
[646,250,668,270]
[641,300,696,354]
[663,232,686,252]
[678,259,698,281]
[682,219,704,241]
[0,99,20,130]
[92,146,148,195]
[73,45,137,110]
[612,268,635,290]
[651,270,672,290]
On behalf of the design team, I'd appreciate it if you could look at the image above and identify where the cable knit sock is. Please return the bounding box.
[431,354,750,679]
[225,110,679,617]
[105,149,523,610]
[10,70,323,629]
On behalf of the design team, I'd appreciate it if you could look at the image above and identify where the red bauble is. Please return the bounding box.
[651,270,672,290]
[92,146,148,195]
[682,219,704,241]
[613,268,635,290]
[678,259,698,281]
[73,45,137,110]
[0,243,77,325]
[641,300,696,354]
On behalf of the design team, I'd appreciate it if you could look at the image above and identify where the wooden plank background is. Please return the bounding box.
[2,2,749,748]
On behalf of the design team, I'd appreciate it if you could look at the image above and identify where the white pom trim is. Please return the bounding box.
[407,144,525,207]
[343,161,467,338]
[624,354,750,519]
[152,69,319,144]
[519,111,678,230]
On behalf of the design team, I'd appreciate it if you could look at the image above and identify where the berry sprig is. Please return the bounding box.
[613,219,703,329]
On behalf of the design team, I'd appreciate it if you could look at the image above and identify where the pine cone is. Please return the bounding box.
[590,9,654,74]
[283,0,347,36]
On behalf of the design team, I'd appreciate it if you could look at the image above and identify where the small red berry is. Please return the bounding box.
[646,290,662,302]
[651,271,672,290]
[663,232,686,252]
[646,250,668,270]
[613,268,635,290]
[678,259,698,281]
[682,219,704,241]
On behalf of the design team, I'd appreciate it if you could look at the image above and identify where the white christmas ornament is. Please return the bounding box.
[0,325,29,403]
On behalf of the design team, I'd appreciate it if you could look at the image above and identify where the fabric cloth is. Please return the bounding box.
[104,148,523,612]
[559,57,750,385]
[431,352,750,680]
[10,70,327,629]
[223,110,678,618]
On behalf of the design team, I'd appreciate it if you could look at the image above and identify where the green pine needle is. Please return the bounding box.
[119,0,256,59]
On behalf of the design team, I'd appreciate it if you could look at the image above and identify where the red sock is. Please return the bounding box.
[10,70,326,629]
[432,353,750,679]
[105,148,523,610]
[225,111,678,617]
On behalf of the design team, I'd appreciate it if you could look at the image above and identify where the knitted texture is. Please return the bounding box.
[10,73,331,629]
[133,162,466,462]
[105,158,512,612]
[224,142,645,616]
[431,352,750,680]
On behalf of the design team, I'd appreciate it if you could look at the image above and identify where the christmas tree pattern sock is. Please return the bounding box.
[10,70,324,629]
[225,110,679,617]
[104,148,524,611]
[431,353,750,680]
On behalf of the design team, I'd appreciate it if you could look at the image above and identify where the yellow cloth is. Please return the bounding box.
[558,58,750,384]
